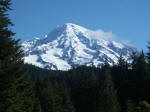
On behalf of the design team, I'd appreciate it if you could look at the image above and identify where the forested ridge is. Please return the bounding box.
[1,0,150,112]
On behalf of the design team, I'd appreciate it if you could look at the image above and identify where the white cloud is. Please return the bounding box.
[85,28,134,48]
[87,29,117,41]
[122,40,131,44]
[122,39,136,47]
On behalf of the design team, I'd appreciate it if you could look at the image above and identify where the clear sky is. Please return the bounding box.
[9,0,150,50]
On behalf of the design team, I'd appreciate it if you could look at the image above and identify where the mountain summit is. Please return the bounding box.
[22,23,136,70]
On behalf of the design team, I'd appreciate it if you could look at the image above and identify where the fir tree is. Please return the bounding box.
[0,0,41,111]
[126,100,135,112]
[118,54,128,69]
[40,82,61,112]
[136,101,150,112]
[54,82,75,112]
[116,54,129,82]
[97,67,121,112]
[131,51,138,69]
[133,51,149,79]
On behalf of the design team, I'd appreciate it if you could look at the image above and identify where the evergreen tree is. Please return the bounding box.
[97,67,121,112]
[35,79,75,112]
[118,54,129,69]
[39,81,62,112]
[0,0,41,111]
[131,51,138,69]
[39,79,63,112]
[6,77,40,112]
[103,58,110,68]
[130,51,138,79]
[116,54,129,82]
[136,101,150,112]
[54,82,75,112]
[126,100,135,112]
[133,51,149,79]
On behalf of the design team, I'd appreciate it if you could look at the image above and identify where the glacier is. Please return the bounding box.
[22,23,136,70]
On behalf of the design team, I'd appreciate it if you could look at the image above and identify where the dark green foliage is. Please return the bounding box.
[25,52,150,112]
[96,67,121,112]
[25,44,150,112]
[6,76,37,112]
[119,77,150,104]
[111,54,130,85]
[126,100,136,112]
[54,83,75,112]
[132,51,149,79]
[136,101,150,112]
[25,51,150,112]
[27,65,101,112]
[35,79,75,112]
[0,0,41,111]
[37,80,62,112]
[125,100,150,112]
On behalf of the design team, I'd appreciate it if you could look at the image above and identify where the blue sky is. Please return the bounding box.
[10,0,150,50]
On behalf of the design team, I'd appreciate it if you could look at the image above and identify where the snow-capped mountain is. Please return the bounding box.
[22,23,136,70]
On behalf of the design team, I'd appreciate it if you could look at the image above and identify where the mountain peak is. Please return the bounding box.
[64,23,82,27]
[64,23,77,26]
[22,23,137,70]
[43,23,88,43]
[63,23,88,32]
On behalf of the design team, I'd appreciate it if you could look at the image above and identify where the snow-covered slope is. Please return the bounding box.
[22,23,136,70]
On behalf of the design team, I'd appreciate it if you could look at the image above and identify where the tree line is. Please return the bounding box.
[26,49,150,112]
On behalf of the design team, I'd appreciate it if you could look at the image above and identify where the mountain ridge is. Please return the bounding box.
[22,23,137,70]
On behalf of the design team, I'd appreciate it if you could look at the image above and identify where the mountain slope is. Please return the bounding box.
[22,23,136,70]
